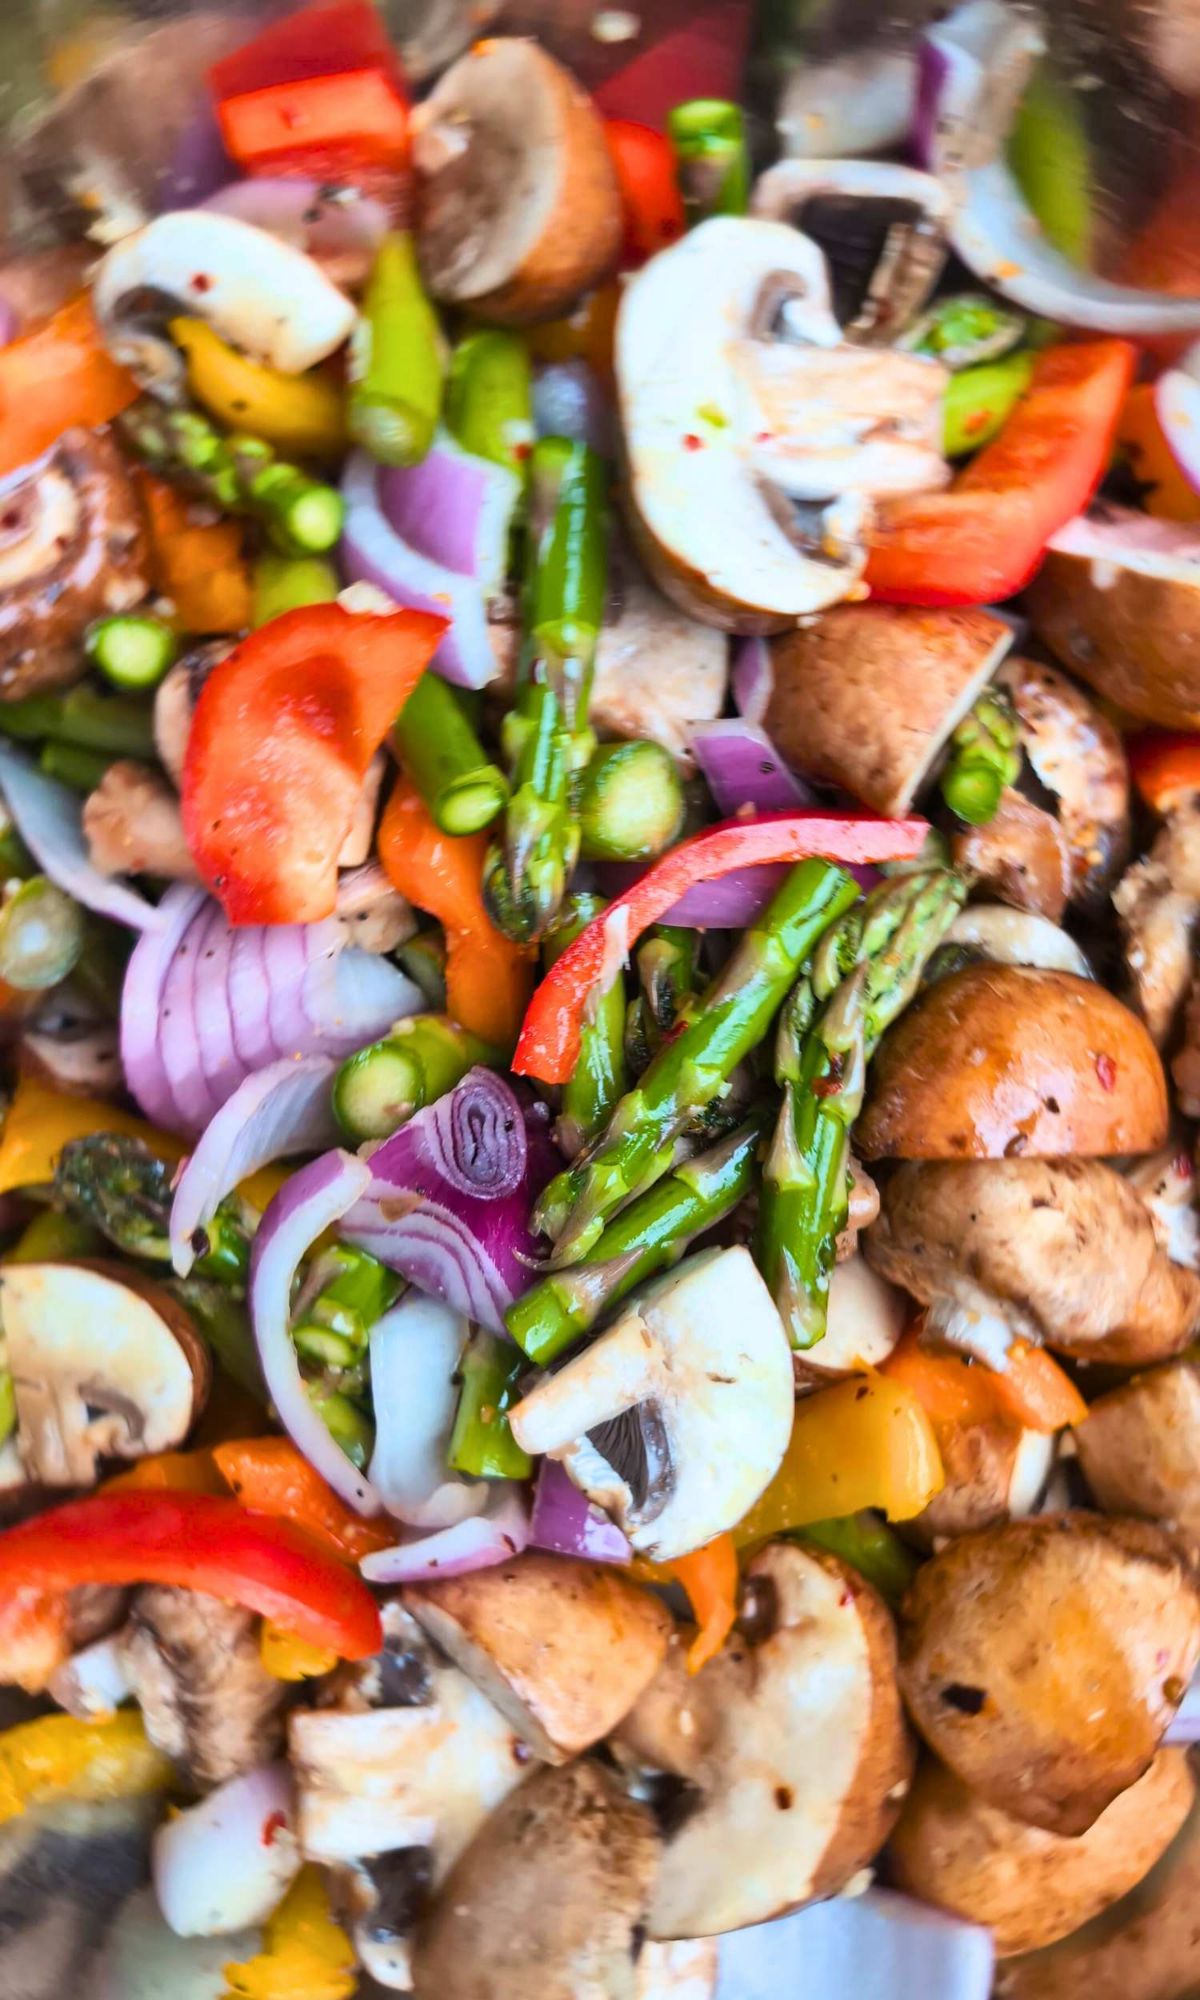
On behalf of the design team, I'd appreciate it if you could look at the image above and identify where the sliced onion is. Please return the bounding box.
[1155,364,1200,494]
[367,1294,487,1528]
[0,742,161,932]
[153,1762,301,1939]
[528,1457,630,1565]
[377,436,519,593]
[532,362,613,455]
[159,900,222,1136]
[202,179,389,285]
[120,884,209,1131]
[777,47,917,160]
[731,635,773,725]
[249,1149,381,1514]
[340,451,505,688]
[190,900,242,1109]
[690,720,817,817]
[717,1889,994,2000]
[360,1480,529,1584]
[169,1055,339,1277]
[1166,1670,1200,1744]
[227,926,278,1074]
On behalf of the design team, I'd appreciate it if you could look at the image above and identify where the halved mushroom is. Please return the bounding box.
[993,656,1130,911]
[1075,1360,1200,1553]
[0,429,150,700]
[121,1584,288,1789]
[897,1513,1200,1835]
[334,862,416,957]
[92,211,357,400]
[411,1758,659,2000]
[590,537,728,762]
[0,1262,209,1486]
[791,1253,906,1390]
[411,39,622,325]
[763,603,1013,815]
[951,788,1073,923]
[616,218,946,633]
[865,1158,1200,1367]
[903,1422,1055,1549]
[153,645,227,788]
[402,1554,671,1765]
[1124,1146,1200,1269]
[750,159,950,343]
[83,762,198,882]
[629,1541,912,1938]
[856,966,1168,1162]
[889,1748,1196,1958]
[934,904,1092,978]
[508,1247,794,1563]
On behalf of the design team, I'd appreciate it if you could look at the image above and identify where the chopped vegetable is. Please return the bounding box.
[0,876,85,990]
[211,1437,395,1562]
[881,1324,1087,1435]
[0,1712,171,1825]
[444,329,534,478]
[605,118,686,265]
[252,552,340,627]
[218,67,409,182]
[1127,730,1200,813]
[578,739,685,862]
[446,1328,533,1481]
[0,294,137,479]
[85,613,178,693]
[37,743,109,794]
[735,1375,945,1538]
[222,1865,356,2000]
[208,0,402,101]
[943,351,1035,458]
[394,671,510,837]
[545,892,629,1159]
[172,317,347,459]
[939,688,1022,825]
[0,1077,182,1197]
[668,98,750,225]
[1116,383,1200,523]
[348,232,443,467]
[0,683,156,760]
[137,471,254,636]
[105,1447,228,1496]
[666,1533,739,1673]
[122,401,345,558]
[799,1512,921,1609]
[259,1621,339,1681]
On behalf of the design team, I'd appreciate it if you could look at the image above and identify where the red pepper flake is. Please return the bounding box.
[754,430,775,445]
[513,441,531,462]
[262,1810,288,1847]
[190,273,214,294]
[683,433,704,452]
[811,1075,842,1098]
[1095,1051,1117,1092]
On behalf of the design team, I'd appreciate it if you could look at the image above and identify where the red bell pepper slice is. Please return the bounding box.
[605,119,686,266]
[865,340,1137,607]
[219,69,410,179]
[0,1491,383,1660]
[182,603,445,926]
[209,0,404,99]
[513,812,929,1084]
[1127,730,1200,814]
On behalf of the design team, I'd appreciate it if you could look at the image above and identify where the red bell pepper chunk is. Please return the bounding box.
[513,811,929,1084]
[865,340,1137,607]
[1127,730,1200,814]
[0,1491,383,1661]
[182,603,445,927]
[605,119,686,266]
[219,69,410,178]
[209,0,404,99]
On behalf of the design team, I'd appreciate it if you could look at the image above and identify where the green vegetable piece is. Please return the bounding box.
[0,1372,14,1450]
[1008,66,1092,266]
[799,1513,920,1609]
[544,893,628,1157]
[904,292,1026,370]
[669,98,750,225]
[395,673,510,836]
[943,351,1035,459]
[0,684,155,761]
[447,1328,532,1480]
[54,1133,250,1281]
[348,232,444,467]
[170,1277,265,1401]
[38,743,110,793]
[121,400,344,557]
[252,551,340,628]
[445,329,534,478]
[0,876,85,990]
[578,739,685,863]
[397,928,448,1012]
[307,1384,374,1469]
[940,687,1023,825]
[4,1209,103,1263]
[333,1015,497,1143]
[86,615,178,693]
[300,1243,402,1351]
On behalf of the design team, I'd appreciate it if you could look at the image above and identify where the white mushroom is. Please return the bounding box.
[0,1263,209,1486]
[508,1246,794,1562]
[48,1632,133,1720]
[1125,1147,1200,1270]
[940,904,1092,977]
[751,158,951,342]
[82,761,199,882]
[153,1762,302,1937]
[92,211,357,399]
[792,1253,906,1390]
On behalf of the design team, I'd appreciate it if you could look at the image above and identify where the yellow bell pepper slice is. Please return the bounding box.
[172,318,347,460]
[260,1621,339,1683]
[223,1866,356,2000]
[734,1375,944,1547]
[0,1711,171,1825]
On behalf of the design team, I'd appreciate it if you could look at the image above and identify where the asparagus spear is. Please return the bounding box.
[624,924,701,1075]
[543,893,628,1159]
[444,329,534,479]
[940,686,1022,826]
[483,437,608,943]
[578,739,685,862]
[534,859,859,1263]
[0,684,155,760]
[55,1134,250,1284]
[756,868,966,1349]
[120,400,344,556]
[252,552,339,627]
[333,1015,498,1143]
[508,1107,771,1366]
[39,742,111,792]
[447,1328,532,1480]
[668,99,750,225]
[394,672,510,836]
[348,232,444,467]
[86,614,178,692]
[0,877,85,989]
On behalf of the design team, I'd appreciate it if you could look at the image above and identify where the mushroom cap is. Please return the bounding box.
[856,966,1168,1161]
[897,1512,1200,1836]
[903,1421,1054,1548]
[994,655,1130,909]
[1026,507,1200,729]
[1075,1359,1200,1550]
[938,904,1092,978]
[642,1541,913,1939]
[764,602,1013,815]
[888,1748,1196,1958]
[402,1554,672,1765]
[791,1252,906,1389]
[412,38,622,325]
[950,788,1073,924]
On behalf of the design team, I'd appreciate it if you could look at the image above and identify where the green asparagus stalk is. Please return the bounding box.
[252,551,339,628]
[0,877,85,990]
[394,673,510,836]
[307,1385,374,1469]
[86,614,178,692]
[484,438,608,943]
[39,743,110,792]
[578,739,685,862]
[0,805,31,882]
[534,859,860,1263]
[333,1015,499,1143]
[4,1209,103,1263]
[447,1329,532,1480]
[171,1276,265,1401]
[944,352,1034,458]
[0,684,156,760]
[55,1134,250,1282]
[444,329,534,479]
[290,1243,401,1360]
[397,927,448,1012]
[638,925,701,1038]
[940,687,1023,826]
[120,400,344,556]
[798,1513,921,1609]
[756,869,966,1349]
[348,232,444,467]
[543,894,628,1159]
[0,1372,14,1450]
[508,1107,771,1366]
[668,98,750,225]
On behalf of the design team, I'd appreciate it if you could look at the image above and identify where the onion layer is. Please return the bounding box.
[360,1480,530,1584]
[367,1294,487,1529]
[0,742,161,933]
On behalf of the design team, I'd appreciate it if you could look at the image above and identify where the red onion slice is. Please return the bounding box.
[159,900,221,1135]
[169,1054,340,1277]
[250,1148,381,1515]
[263,921,323,1056]
[190,900,244,1112]
[367,1294,487,1529]
[121,884,209,1130]
[731,635,773,725]
[528,1458,631,1565]
[228,926,279,1073]
[153,1762,301,1939]
[202,179,389,286]
[0,741,162,932]
[360,1480,530,1584]
[690,719,817,817]
[378,437,519,594]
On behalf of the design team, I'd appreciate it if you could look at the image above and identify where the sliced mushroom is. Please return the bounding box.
[402,1554,671,1765]
[764,603,1013,815]
[1075,1360,1200,1554]
[836,1156,881,1260]
[1113,797,1200,1048]
[412,38,622,325]
[0,429,150,700]
[865,1158,1200,1367]
[19,1022,122,1099]
[1125,1146,1200,1269]
[631,1541,911,1938]
[336,752,386,870]
[590,539,728,762]
[82,761,199,882]
[508,1247,794,1563]
[751,159,949,343]
[120,1584,288,1789]
[903,1422,1055,1549]
[334,862,417,957]
[92,211,357,400]
[936,903,1092,977]
[791,1253,906,1391]
[0,1262,209,1486]
[411,1758,659,2000]
[153,644,227,788]
[951,789,1073,922]
[994,655,1130,910]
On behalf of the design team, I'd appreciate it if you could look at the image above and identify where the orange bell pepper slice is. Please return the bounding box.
[1116,383,1200,524]
[1127,729,1200,815]
[212,1437,394,1564]
[378,776,534,1051]
[0,294,138,479]
[881,1323,1086,1435]
[105,1448,228,1497]
[666,1534,739,1674]
[138,472,254,637]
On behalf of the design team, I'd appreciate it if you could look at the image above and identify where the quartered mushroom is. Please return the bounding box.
[0,1262,209,1486]
[411,38,622,326]
[402,1554,671,1765]
[0,428,150,700]
[508,1247,794,1562]
[932,904,1092,978]
[1115,796,1200,1047]
[622,1541,912,1938]
[1075,1358,1200,1556]
[903,1420,1055,1549]
[616,218,947,633]
[791,1253,906,1391]
[83,761,199,882]
[92,210,357,400]
[589,537,728,763]
[120,1583,289,1789]
[992,656,1130,912]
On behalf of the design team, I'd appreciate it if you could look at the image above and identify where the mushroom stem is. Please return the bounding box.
[119,400,344,557]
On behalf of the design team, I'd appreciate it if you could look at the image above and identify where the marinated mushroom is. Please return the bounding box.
[856,966,1168,1162]
[934,904,1092,977]
[1075,1360,1200,1553]
[508,1247,794,1563]
[865,1158,1200,1367]
[0,1262,210,1487]
[897,1513,1200,1836]
[83,761,198,882]
[19,1021,122,1098]
[994,655,1130,910]
[0,428,151,700]
[903,1422,1055,1549]
[791,1252,906,1390]
[888,1748,1196,1958]
[410,1758,659,2000]
[92,211,357,400]
[1124,1146,1200,1269]
[334,863,417,957]
[750,158,950,342]
[951,788,1073,924]
[153,645,227,787]
[412,39,622,325]
[1113,797,1200,1048]
[120,1584,289,1789]
[590,541,728,762]
[403,1554,671,1765]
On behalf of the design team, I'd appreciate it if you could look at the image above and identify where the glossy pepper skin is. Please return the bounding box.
[734,1375,945,1542]
[0,1712,171,1824]
[0,295,137,479]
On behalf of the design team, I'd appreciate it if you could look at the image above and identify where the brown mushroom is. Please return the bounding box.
[0,428,150,700]
[951,788,1073,922]
[903,1421,1055,1549]
[590,538,728,762]
[856,966,1168,1162]
[1075,1360,1200,1554]
[412,39,622,325]
[1113,798,1200,1047]
[120,1584,288,1789]
[82,761,199,882]
[994,655,1130,909]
